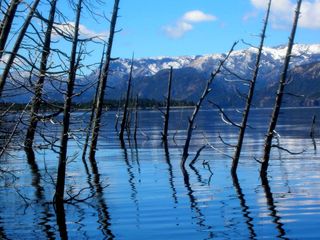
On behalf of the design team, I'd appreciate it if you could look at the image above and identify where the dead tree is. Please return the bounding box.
[54,0,83,204]
[310,115,317,151]
[231,0,272,175]
[82,44,106,160]
[133,95,138,141]
[119,55,134,141]
[161,66,173,142]
[0,101,30,158]
[89,0,120,160]
[260,0,302,177]
[0,0,40,97]
[24,0,57,155]
[0,0,21,59]
[181,42,237,167]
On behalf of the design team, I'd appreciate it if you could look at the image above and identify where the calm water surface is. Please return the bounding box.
[1,108,320,239]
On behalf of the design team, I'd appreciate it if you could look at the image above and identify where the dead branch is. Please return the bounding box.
[189,145,207,166]
[181,41,237,167]
[209,100,241,128]
[271,144,305,155]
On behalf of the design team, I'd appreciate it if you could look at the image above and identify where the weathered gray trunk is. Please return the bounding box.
[231,0,272,175]
[89,0,120,160]
[310,115,317,151]
[119,55,134,141]
[133,95,138,141]
[82,44,106,160]
[55,0,83,204]
[260,0,302,177]
[161,67,173,141]
[181,42,237,167]
[0,0,21,59]
[24,0,57,153]
[0,0,40,96]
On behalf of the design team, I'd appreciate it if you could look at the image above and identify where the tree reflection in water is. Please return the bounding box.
[181,163,214,238]
[88,155,114,239]
[163,141,178,204]
[232,172,256,239]
[261,175,288,240]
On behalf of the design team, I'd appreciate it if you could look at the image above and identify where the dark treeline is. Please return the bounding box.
[0,98,195,111]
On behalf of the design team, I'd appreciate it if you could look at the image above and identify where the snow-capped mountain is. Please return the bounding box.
[109,44,320,78]
[5,44,320,107]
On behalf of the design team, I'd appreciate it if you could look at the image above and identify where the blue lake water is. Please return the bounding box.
[0,107,320,239]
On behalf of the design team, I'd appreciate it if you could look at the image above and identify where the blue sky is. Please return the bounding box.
[59,0,320,59]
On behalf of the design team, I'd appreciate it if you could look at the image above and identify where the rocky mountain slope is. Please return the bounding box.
[4,44,320,107]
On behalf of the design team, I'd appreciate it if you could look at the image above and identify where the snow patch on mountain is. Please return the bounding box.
[111,44,320,78]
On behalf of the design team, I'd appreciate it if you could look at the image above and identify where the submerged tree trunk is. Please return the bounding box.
[260,0,302,177]
[0,0,40,96]
[55,0,83,204]
[82,44,106,160]
[89,0,120,160]
[119,55,134,141]
[24,0,57,153]
[133,95,138,141]
[181,42,237,167]
[161,66,173,142]
[231,0,272,175]
[310,115,317,151]
[0,0,21,59]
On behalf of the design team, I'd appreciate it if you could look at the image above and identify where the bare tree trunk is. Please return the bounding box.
[54,0,83,204]
[231,0,272,175]
[260,0,302,178]
[310,115,317,151]
[181,42,237,167]
[89,0,120,160]
[161,66,173,141]
[119,55,134,141]
[0,0,21,59]
[0,0,41,96]
[82,44,106,160]
[133,95,138,141]
[24,0,57,153]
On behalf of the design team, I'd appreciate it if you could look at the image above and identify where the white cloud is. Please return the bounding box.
[250,0,320,29]
[243,11,258,21]
[163,22,193,39]
[53,22,108,40]
[299,0,320,28]
[163,10,217,39]
[182,10,217,23]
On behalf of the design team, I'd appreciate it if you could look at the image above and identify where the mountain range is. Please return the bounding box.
[5,44,320,107]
